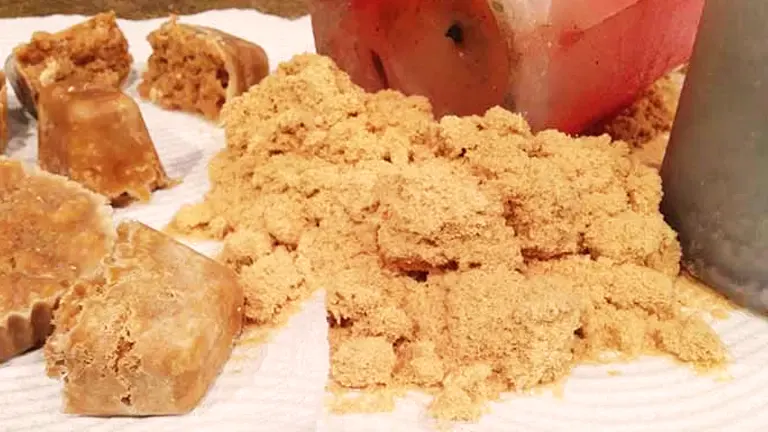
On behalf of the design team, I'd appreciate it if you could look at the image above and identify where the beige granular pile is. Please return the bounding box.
[169,55,727,421]
[596,69,735,318]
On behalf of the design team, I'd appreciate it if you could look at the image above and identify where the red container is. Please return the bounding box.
[310,0,704,133]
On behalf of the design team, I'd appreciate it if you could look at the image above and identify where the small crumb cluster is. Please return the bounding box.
[170,55,726,421]
[594,69,686,169]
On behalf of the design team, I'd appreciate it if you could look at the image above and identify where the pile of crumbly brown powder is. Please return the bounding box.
[169,55,727,421]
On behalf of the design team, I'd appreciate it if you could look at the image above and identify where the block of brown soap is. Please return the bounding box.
[4,12,132,118]
[139,17,270,120]
[45,221,245,416]
[37,84,172,206]
[0,157,114,362]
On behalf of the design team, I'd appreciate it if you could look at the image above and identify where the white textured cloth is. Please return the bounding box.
[2,10,768,432]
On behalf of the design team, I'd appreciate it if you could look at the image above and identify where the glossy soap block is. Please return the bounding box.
[37,85,172,206]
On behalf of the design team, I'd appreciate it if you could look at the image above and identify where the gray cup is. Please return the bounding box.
[661,0,768,314]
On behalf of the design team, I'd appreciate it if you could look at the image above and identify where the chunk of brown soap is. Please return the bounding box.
[37,84,172,206]
[4,12,133,118]
[0,157,114,362]
[139,16,270,120]
[45,221,245,416]
[0,71,7,153]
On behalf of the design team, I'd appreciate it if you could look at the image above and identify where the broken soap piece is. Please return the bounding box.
[139,17,270,120]
[45,221,244,416]
[0,157,114,362]
[37,84,172,205]
[4,12,132,118]
[0,71,6,153]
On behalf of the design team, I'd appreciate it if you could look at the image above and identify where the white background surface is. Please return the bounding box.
[1,9,768,432]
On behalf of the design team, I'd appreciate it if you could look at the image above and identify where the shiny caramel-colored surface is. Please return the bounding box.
[37,85,171,204]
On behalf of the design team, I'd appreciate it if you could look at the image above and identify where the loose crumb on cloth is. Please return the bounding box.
[168,55,728,422]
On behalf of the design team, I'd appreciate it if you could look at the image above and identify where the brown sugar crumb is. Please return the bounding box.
[44,221,244,416]
[429,364,498,421]
[138,17,269,120]
[439,270,580,389]
[0,158,114,362]
[332,336,397,388]
[236,244,309,324]
[7,12,132,117]
[527,256,726,366]
[600,70,684,147]
[169,54,727,422]
[168,54,438,327]
[0,72,7,153]
[593,69,686,168]
[440,108,678,271]
[583,212,681,276]
[37,85,173,205]
[374,159,523,272]
[652,313,726,370]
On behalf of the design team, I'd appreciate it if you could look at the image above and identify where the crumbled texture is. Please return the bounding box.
[45,221,244,416]
[138,17,269,120]
[12,12,132,110]
[169,55,727,422]
[0,72,7,152]
[332,336,396,388]
[591,71,730,316]
[0,158,114,362]
[593,69,686,169]
[37,85,172,205]
[674,272,735,319]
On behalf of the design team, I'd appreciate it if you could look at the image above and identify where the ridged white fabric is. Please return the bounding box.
[1,10,768,432]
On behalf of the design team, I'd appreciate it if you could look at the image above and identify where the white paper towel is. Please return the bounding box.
[2,9,768,432]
